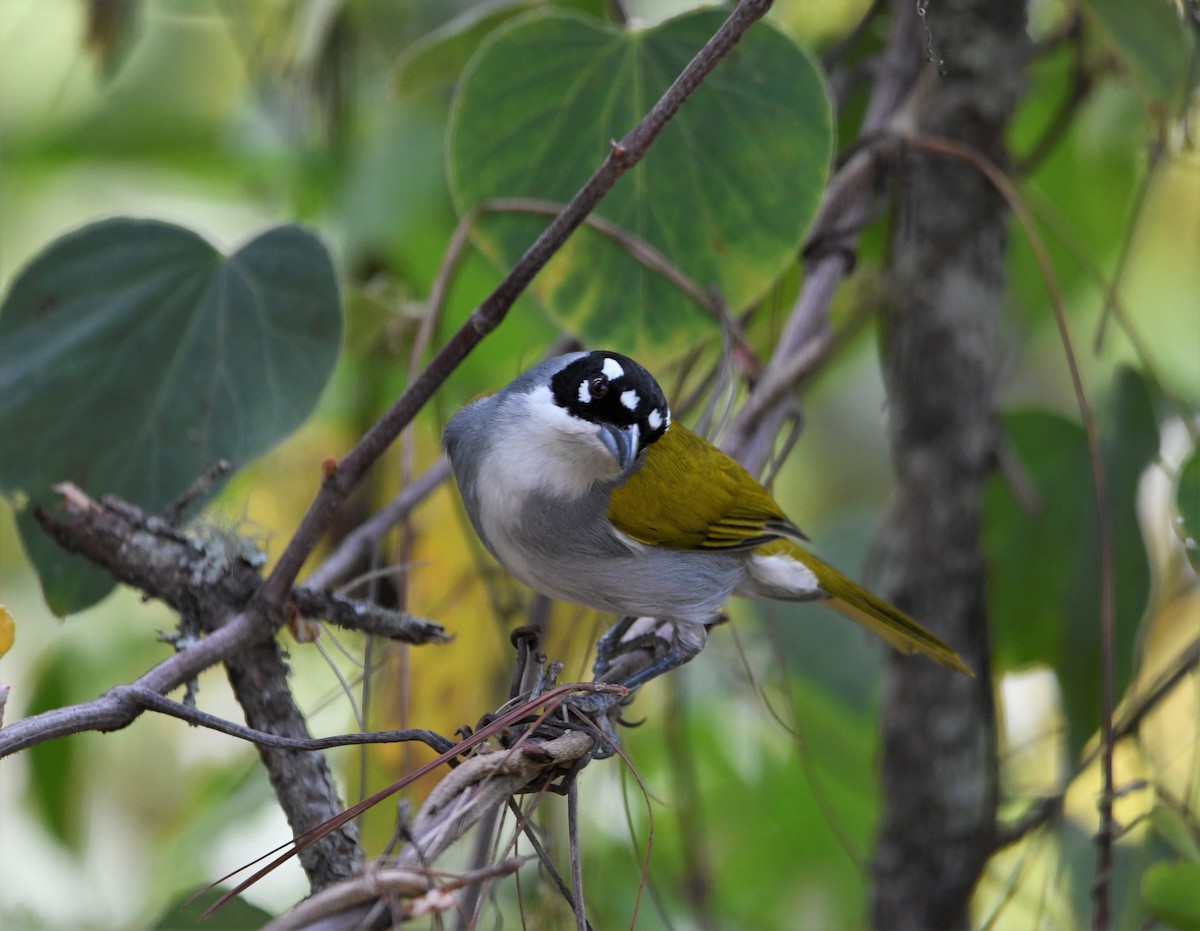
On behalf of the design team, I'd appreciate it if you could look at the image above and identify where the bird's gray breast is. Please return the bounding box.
[495,487,747,623]
[444,382,747,623]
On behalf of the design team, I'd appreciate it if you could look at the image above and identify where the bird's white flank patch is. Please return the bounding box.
[620,389,639,411]
[746,551,822,598]
[578,381,591,404]
[602,357,624,380]
[647,408,663,431]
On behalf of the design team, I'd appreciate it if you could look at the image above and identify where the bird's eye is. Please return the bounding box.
[588,375,609,399]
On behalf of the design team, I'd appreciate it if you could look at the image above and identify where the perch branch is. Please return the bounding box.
[265,858,534,931]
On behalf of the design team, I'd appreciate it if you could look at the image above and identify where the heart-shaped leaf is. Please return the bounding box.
[448,9,832,351]
[984,369,1158,758]
[0,219,342,614]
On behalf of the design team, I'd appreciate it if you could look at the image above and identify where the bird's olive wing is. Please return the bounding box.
[607,424,791,550]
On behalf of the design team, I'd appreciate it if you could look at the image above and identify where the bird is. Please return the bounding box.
[443,350,972,698]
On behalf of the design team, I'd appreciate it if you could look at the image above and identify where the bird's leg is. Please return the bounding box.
[618,620,708,692]
[592,614,642,677]
[574,618,713,716]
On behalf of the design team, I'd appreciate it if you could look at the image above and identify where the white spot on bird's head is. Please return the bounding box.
[647,408,663,431]
[620,389,639,411]
[601,357,624,380]
[578,381,591,404]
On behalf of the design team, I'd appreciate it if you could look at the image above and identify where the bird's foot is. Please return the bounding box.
[592,616,674,681]
[572,617,715,758]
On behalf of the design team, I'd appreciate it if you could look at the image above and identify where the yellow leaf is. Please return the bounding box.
[0,604,14,657]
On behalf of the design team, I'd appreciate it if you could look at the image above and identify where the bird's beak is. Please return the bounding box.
[597,423,639,473]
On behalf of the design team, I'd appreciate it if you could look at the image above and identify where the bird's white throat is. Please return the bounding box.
[475,385,623,544]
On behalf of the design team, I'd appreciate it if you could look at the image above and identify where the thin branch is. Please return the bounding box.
[507,798,595,929]
[224,637,364,888]
[304,457,451,592]
[119,684,456,755]
[264,858,534,931]
[1102,634,1200,749]
[0,606,263,757]
[993,794,1066,851]
[568,780,587,931]
[992,633,1200,851]
[722,71,930,471]
[292,585,449,645]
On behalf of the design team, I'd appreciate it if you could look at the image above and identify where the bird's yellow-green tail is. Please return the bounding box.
[751,540,974,676]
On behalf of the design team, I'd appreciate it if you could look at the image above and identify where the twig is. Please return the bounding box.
[304,457,451,592]
[1012,23,1091,176]
[1102,634,1200,749]
[568,780,587,931]
[1093,133,1166,352]
[726,0,950,474]
[662,675,716,923]
[119,684,456,755]
[992,795,1066,851]
[161,458,234,524]
[265,858,533,931]
[722,46,926,472]
[506,798,594,929]
[0,605,260,756]
[292,586,449,645]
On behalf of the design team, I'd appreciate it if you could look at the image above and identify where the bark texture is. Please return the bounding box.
[870,1,1029,927]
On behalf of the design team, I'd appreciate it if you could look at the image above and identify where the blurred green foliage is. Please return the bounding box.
[0,0,1196,929]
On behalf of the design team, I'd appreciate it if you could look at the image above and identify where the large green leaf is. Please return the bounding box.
[1061,369,1156,755]
[1084,0,1197,106]
[985,412,1092,668]
[392,0,607,97]
[0,219,342,614]
[1143,861,1200,930]
[985,369,1157,758]
[447,9,832,351]
[151,888,272,930]
[23,651,82,847]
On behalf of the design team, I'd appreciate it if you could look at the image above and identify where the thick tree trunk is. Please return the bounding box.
[870,1,1029,927]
